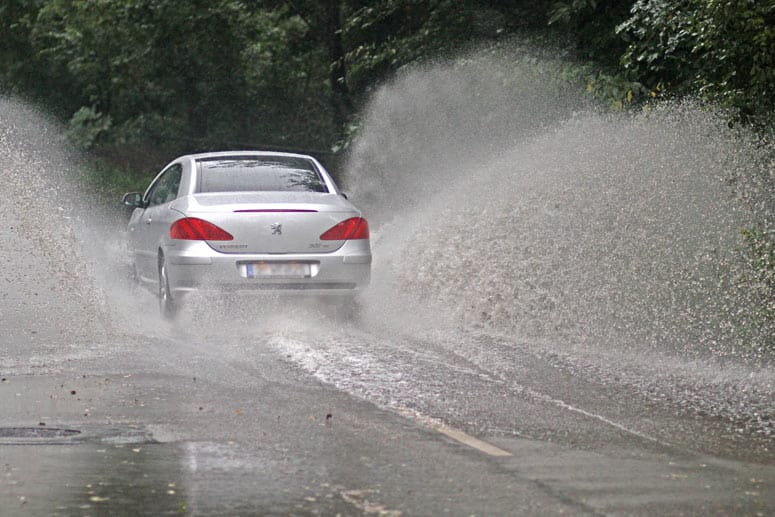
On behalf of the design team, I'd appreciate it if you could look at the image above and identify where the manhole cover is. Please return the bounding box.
[0,425,155,445]
[0,427,81,439]
[0,427,81,438]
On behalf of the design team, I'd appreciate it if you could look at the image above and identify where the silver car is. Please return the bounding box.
[122,151,371,317]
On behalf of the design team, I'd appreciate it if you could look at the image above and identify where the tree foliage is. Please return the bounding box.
[1,0,535,167]
[548,0,633,67]
[26,0,336,166]
[618,0,775,127]
[1,0,775,164]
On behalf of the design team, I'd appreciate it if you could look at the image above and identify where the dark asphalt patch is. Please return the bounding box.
[0,425,154,445]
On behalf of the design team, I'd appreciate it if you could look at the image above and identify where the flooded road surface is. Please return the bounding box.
[2,55,774,517]
[2,308,773,516]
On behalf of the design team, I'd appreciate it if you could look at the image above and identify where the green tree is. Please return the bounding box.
[618,0,775,127]
[31,1,260,160]
[2,0,560,163]
[0,0,79,114]
[548,0,634,67]
[23,1,342,166]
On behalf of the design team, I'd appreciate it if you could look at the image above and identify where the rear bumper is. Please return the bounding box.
[163,239,371,298]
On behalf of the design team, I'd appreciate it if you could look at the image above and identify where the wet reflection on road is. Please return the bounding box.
[1,442,186,515]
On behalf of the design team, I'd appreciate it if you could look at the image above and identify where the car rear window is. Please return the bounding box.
[197,156,328,193]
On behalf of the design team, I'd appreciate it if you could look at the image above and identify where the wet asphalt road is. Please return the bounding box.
[1,283,773,516]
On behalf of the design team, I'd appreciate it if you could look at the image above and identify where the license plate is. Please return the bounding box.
[240,262,310,279]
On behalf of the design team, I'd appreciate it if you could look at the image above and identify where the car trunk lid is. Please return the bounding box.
[177,192,360,254]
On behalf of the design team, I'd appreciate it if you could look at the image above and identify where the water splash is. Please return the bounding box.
[346,49,773,365]
[0,96,113,348]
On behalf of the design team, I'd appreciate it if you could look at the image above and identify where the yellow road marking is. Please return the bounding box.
[432,422,513,457]
[395,408,512,457]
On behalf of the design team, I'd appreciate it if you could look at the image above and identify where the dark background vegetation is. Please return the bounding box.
[1,0,773,344]
[2,1,773,171]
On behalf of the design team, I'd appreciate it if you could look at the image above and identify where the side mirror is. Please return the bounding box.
[122,192,145,208]
[340,191,350,200]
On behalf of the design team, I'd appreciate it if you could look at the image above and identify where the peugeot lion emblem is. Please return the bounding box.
[271,223,282,235]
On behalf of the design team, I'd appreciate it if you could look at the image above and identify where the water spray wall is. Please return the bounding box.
[348,49,774,364]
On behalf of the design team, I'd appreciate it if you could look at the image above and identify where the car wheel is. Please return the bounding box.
[158,257,177,320]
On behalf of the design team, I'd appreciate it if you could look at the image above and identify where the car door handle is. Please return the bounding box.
[145,217,152,225]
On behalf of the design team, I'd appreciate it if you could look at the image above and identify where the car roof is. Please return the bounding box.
[179,150,316,162]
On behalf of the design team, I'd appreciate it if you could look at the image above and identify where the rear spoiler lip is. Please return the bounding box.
[233,209,318,213]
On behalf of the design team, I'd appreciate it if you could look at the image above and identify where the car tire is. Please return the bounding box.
[158,257,177,320]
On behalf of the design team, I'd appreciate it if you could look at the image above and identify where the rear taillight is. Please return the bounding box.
[320,217,370,240]
[170,217,234,241]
